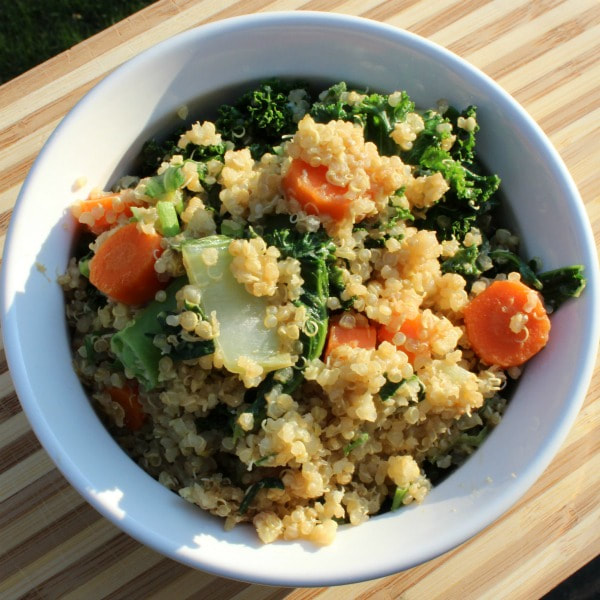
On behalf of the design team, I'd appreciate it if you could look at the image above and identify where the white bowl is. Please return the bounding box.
[1,12,598,587]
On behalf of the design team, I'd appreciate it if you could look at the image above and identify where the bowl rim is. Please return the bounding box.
[1,10,599,587]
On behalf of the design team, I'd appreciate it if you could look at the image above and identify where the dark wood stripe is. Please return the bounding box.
[483,4,600,81]
[299,0,347,11]
[0,207,14,238]
[0,468,69,528]
[448,0,566,57]
[0,391,22,425]
[0,75,101,156]
[513,43,600,106]
[0,347,7,374]
[539,93,600,137]
[105,558,193,600]
[411,0,492,38]
[0,500,102,581]
[361,0,424,22]
[0,429,41,474]
[19,531,138,600]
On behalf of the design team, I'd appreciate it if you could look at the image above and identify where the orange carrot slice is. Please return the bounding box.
[282,158,351,220]
[89,222,165,305]
[324,312,377,359]
[107,385,146,431]
[463,279,551,367]
[377,316,425,365]
[72,193,137,235]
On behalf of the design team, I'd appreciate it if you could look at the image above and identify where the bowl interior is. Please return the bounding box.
[2,12,598,587]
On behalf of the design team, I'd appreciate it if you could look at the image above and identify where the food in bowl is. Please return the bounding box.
[59,79,585,546]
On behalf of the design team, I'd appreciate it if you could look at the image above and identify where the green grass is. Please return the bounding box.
[0,0,156,84]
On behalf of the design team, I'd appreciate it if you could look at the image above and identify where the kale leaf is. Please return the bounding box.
[216,79,306,159]
[415,147,500,241]
[310,82,415,156]
[400,109,449,165]
[538,265,586,310]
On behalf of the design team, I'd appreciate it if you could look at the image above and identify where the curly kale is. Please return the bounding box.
[310,82,415,156]
[216,79,307,158]
[441,240,586,309]
[444,105,479,164]
[414,145,500,241]
[400,109,449,165]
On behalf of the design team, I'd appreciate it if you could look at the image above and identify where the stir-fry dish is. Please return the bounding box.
[60,80,585,545]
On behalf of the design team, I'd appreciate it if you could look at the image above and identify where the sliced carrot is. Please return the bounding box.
[107,385,146,431]
[89,222,165,305]
[282,158,351,221]
[324,312,377,359]
[72,193,137,235]
[463,279,551,368]
[377,315,425,365]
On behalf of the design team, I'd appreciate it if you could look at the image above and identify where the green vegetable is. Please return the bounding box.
[260,217,333,361]
[235,220,334,432]
[380,375,425,402]
[400,109,449,165]
[156,200,180,237]
[538,265,586,310]
[390,486,408,511]
[441,243,586,309]
[343,432,369,456]
[310,82,415,156]
[181,235,292,375]
[110,277,185,390]
[216,79,305,159]
[488,249,542,290]
[445,105,479,163]
[239,477,284,514]
[220,219,245,238]
[157,300,215,362]
[78,254,92,278]
[253,453,277,467]
[457,426,489,447]
[144,165,185,200]
[139,137,181,176]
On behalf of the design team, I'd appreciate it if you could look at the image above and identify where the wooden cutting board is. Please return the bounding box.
[1,1,599,598]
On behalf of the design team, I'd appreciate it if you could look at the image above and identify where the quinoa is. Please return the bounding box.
[61,80,572,547]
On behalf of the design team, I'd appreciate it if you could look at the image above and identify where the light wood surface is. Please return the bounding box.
[1,1,599,598]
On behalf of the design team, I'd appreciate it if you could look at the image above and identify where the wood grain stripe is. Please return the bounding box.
[0,391,22,424]
[0,429,40,474]
[465,0,598,69]
[66,549,186,600]
[0,449,55,503]
[411,0,493,39]
[440,0,565,56]
[0,517,121,598]
[22,532,142,600]
[0,500,103,581]
[0,485,84,557]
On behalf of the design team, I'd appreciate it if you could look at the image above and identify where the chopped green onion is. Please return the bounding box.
[390,486,408,511]
[78,256,91,278]
[343,432,369,456]
[157,200,180,237]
